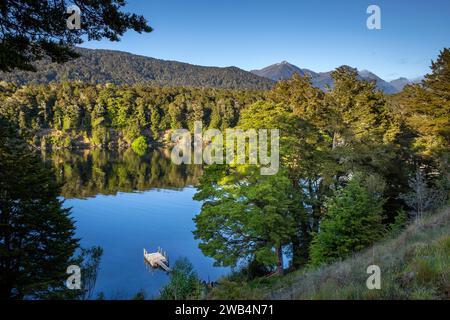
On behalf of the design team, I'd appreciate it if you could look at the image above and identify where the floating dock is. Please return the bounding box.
[143,247,170,272]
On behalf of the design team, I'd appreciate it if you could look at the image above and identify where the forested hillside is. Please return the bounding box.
[0,47,448,301]
[191,48,449,286]
[0,82,265,150]
[155,48,449,301]
[0,48,275,90]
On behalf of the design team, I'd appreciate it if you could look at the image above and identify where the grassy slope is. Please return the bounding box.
[210,207,450,300]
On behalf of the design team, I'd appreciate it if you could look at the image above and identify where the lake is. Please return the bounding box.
[43,148,229,299]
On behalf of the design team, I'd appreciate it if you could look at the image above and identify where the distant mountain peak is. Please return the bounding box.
[250,61,313,81]
[390,77,414,91]
[358,69,373,76]
[251,62,411,94]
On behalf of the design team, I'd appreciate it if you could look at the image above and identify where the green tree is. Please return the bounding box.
[193,165,297,273]
[238,98,332,268]
[131,135,148,156]
[309,174,386,266]
[0,117,79,299]
[132,289,146,300]
[325,66,410,221]
[400,48,450,173]
[0,0,152,72]
[150,107,161,139]
[159,257,201,300]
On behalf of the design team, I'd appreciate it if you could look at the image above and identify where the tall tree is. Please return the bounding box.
[238,99,331,267]
[193,165,297,274]
[399,48,450,174]
[309,174,386,266]
[0,117,79,299]
[326,66,408,221]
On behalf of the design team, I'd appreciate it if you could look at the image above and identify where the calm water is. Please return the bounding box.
[44,149,229,299]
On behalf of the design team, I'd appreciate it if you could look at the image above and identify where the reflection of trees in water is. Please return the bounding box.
[42,149,202,199]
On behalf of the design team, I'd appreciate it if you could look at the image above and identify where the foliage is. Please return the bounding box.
[193,63,421,272]
[0,1,152,72]
[0,82,265,150]
[389,209,408,234]
[0,48,274,89]
[131,289,146,300]
[238,97,332,267]
[210,207,450,300]
[159,257,202,300]
[76,246,103,300]
[193,165,298,272]
[398,48,450,173]
[131,136,148,156]
[309,174,386,266]
[0,117,79,299]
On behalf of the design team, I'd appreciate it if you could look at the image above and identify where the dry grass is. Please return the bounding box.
[210,207,450,300]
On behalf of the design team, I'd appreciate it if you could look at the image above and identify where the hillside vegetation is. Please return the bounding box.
[0,48,274,90]
[209,207,450,300]
[2,48,449,301]
[168,48,449,301]
[0,83,265,150]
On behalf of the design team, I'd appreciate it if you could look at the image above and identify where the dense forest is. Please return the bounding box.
[1,0,448,302]
[192,48,449,276]
[1,47,449,300]
[0,48,275,90]
[0,82,265,151]
[151,48,449,300]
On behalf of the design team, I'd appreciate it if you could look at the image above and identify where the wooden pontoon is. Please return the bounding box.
[143,247,170,272]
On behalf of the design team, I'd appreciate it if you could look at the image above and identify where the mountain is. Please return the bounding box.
[250,61,318,81]
[251,61,414,93]
[389,77,413,91]
[0,48,274,90]
[411,76,424,83]
[357,69,398,94]
[0,50,420,93]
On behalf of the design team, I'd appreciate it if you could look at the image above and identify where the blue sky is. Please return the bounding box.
[82,0,450,80]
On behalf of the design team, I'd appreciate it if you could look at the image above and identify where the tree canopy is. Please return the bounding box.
[309,174,386,266]
[0,0,152,72]
[192,48,449,273]
[0,117,79,299]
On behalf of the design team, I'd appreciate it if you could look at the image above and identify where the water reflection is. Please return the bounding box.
[42,149,203,199]
[39,149,227,298]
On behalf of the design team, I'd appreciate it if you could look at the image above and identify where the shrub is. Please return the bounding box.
[309,174,386,266]
[390,209,408,234]
[159,257,202,300]
[131,135,148,156]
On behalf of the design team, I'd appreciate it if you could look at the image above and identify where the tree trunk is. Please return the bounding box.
[275,245,283,275]
[290,238,303,270]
